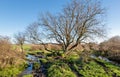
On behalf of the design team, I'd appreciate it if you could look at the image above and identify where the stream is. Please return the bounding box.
[91,55,120,66]
[18,54,41,77]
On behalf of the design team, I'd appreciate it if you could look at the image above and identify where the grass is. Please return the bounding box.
[0,63,27,77]
[0,66,21,77]
[23,74,33,77]
[26,50,43,55]
[79,61,108,77]
[72,58,120,77]
[94,58,120,76]
[47,63,76,77]
[12,44,31,50]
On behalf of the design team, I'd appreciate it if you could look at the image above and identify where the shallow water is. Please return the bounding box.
[91,55,120,66]
[18,54,40,76]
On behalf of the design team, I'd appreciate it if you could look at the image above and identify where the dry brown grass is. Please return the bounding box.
[29,43,62,51]
[0,36,25,68]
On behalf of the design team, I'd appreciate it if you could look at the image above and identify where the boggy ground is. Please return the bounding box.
[27,50,120,77]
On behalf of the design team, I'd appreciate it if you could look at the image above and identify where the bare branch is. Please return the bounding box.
[40,0,106,53]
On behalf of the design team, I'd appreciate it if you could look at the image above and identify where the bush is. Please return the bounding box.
[23,45,31,51]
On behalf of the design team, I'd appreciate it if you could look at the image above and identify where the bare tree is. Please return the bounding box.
[25,22,41,44]
[25,22,52,51]
[14,32,25,53]
[40,0,106,54]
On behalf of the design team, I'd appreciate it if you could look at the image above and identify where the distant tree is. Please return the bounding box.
[14,32,25,53]
[40,0,106,54]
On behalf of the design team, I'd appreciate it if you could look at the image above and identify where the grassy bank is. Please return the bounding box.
[0,63,27,77]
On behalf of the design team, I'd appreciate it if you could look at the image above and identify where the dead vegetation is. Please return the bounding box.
[0,36,25,68]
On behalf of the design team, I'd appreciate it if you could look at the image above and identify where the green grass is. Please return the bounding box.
[23,74,33,77]
[72,58,120,77]
[0,67,21,77]
[47,63,76,77]
[94,58,120,76]
[33,62,41,70]
[27,50,43,55]
[23,44,31,51]
[0,63,27,77]
[80,61,108,77]
[12,44,31,51]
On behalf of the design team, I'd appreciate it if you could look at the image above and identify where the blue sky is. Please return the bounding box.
[0,0,120,41]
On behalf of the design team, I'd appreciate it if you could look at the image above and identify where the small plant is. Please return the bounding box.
[33,62,40,70]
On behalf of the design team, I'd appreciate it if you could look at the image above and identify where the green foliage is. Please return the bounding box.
[0,66,21,77]
[27,50,42,55]
[65,53,80,63]
[33,62,40,70]
[95,58,120,76]
[19,62,28,71]
[79,61,109,77]
[47,63,76,77]
[46,50,64,57]
[23,74,33,77]
[39,58,48,64]
[72,57,120,77]
[0,63,27,77]
[23,44,31,51]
